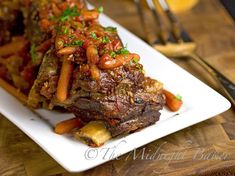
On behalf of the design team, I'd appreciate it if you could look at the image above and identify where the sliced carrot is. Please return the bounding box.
[40,19,51,31]
[0,38,28,57]
[0,78,28,104]
[163,89,183,112]
[55,118,83,135]
[56,58,73,102]
[36,39,52,53]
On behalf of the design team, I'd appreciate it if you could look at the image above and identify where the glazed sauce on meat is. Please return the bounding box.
[31,0,143,102]
[0,0,145,106]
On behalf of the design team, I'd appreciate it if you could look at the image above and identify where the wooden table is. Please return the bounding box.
[0,0,235,175]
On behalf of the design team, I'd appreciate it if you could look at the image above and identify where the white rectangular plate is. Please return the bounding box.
[0,7,231,173]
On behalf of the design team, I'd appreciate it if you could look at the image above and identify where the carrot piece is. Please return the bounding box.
[36,39,52,52]
[56,58,73,102]
[0,39,28,57]
[55,118,83,135]
[40,19,51,31]
[0,78,28,104]
[163,89,183,112]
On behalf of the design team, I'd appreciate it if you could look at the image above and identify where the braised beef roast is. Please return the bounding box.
[1,0,165,138]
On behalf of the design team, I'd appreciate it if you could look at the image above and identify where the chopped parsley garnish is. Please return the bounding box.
[90,32,98,39]
[63,27,69,34]
[104,26,117,32]
[176,94,183,101]
[130,57,143,73]
[50,16,57,21]
[55,25,62,32]
[102,36,110,43]
[98,6,104,13]
[110,44,129,57]
[110,51,116,57]
[69,35,76,39]
[116,47,129,55]
[30,44,36,64]
[133,57,139,64]
[64,40,84,47]
[60,6,80,22]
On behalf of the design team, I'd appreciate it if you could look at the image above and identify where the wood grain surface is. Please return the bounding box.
[0,0,235,175]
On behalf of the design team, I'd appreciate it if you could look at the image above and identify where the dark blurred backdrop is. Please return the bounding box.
[220,0,235,21]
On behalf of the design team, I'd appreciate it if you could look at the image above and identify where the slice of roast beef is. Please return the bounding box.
[66,65,165,137]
